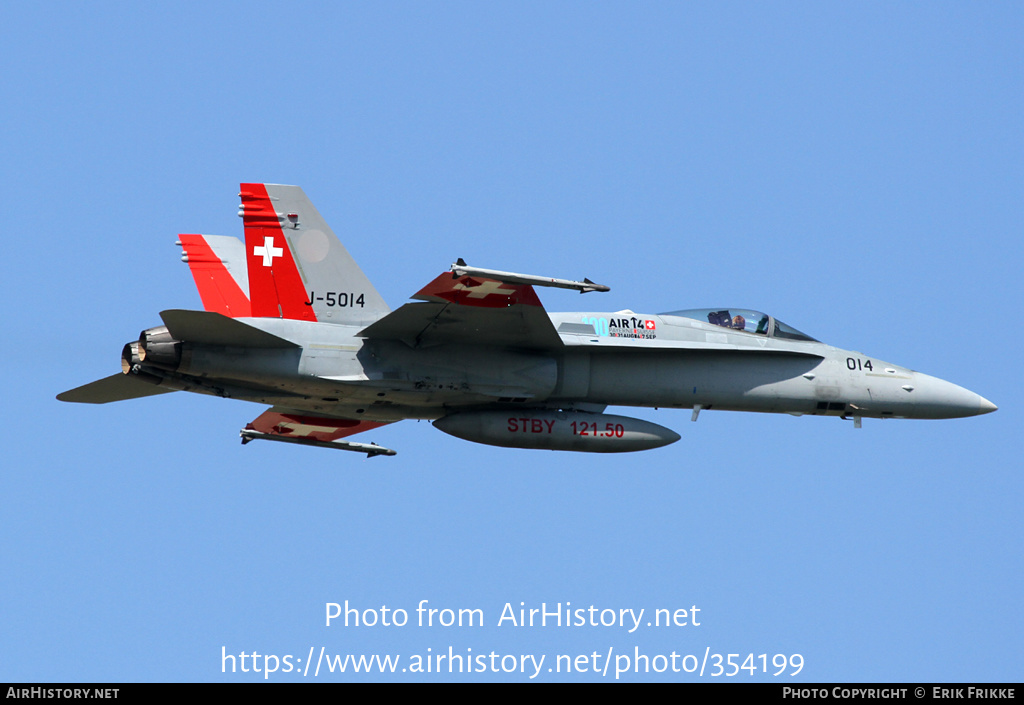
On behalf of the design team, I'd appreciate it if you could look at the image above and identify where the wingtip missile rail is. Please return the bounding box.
[240,429,397,458]
[450,258,610,294]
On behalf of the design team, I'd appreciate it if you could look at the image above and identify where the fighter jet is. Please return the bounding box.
[58,184,997,457]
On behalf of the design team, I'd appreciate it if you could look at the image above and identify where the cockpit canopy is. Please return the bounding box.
[662,308,818,342]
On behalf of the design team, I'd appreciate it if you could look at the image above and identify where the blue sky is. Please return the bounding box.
[3,2,1020,682]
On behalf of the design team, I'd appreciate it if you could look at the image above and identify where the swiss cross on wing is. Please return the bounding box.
[453,279,518,299]
[272,420,341,438]
[645,320,656,330]
[412,273,544,308]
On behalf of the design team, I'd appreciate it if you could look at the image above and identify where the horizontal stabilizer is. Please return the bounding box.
[57,374,175,404]
[159,309,299,348]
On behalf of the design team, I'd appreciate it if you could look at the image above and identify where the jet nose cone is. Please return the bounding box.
[909,373,998,419]
[978,396,998,415]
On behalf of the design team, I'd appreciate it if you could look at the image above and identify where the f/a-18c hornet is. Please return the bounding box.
[58,184,997,457]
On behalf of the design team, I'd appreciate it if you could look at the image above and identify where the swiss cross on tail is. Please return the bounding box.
[238,183,390,325]
[253,236,283,267]
[240,184,317,321]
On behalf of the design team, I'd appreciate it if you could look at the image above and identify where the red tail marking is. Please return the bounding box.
[178,234,252,317]
[240,183,317,321]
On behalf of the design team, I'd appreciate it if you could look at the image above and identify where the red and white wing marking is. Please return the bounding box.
[412,272,544,308]
[178,234,252,317]
[245,409,387,443]
[359,272,562,349]
[240,409,396,456]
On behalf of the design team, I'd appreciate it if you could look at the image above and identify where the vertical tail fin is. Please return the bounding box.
[239,183,389,325]
[177,234,252,317]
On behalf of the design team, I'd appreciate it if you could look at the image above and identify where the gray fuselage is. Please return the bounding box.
[151,309,994,424]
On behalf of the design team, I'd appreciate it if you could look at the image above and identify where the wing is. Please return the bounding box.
[359,272,563,350]
[57,373,176,404]
[239,407,395,456]
[177,234,251,317]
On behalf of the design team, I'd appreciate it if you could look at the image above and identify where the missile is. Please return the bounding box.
[239,429,397,457]
[450,258,610,293]
[433,410,680,453]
